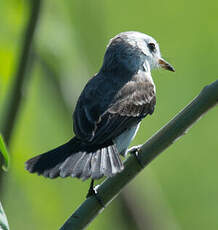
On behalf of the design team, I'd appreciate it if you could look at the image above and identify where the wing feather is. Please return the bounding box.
[73,73,156,146]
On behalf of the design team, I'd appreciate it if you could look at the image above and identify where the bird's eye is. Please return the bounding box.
[148,43,156,52]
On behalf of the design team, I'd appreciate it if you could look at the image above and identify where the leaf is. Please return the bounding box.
[0,134,9,171]
[0,202,10,230]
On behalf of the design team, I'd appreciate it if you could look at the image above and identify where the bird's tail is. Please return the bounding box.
[25,138,124,180]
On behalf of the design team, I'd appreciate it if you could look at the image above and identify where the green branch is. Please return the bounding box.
[0,0,41,144]
[0,0,41,196]
[60,80,218,230]
[0,134,9,171]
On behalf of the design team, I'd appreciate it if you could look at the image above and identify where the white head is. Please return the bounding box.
[101,31,175,74]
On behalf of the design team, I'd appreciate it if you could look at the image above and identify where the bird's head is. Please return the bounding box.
[101,31,175,74]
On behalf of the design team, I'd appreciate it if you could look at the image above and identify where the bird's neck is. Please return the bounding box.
[100,45,146,76]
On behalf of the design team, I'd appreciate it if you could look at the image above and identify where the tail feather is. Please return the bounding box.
[112,145,123,169]
[103,147,112,176]
[25,138,76,178]
[100,148,107,175]
[71,152,87,177]
[108,145,120,175]
[90,150,102,179]
[76,153,92,179]
[59,152,85,177]
[80,154,92,180]
[47,164,62,178]
[25,138,124,180]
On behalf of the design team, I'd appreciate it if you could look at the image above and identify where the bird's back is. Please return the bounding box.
[73,70,156,146]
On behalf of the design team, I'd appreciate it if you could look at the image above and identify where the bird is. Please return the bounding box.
[26,31,174,195]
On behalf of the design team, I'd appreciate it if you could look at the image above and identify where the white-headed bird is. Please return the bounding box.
[26,31,174,194]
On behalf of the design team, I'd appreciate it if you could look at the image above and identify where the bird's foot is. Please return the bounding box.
[128,145,143,168]
[86,179,105,208]
[128,144,142,154]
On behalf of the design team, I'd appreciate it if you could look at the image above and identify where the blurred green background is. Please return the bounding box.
[0,0,217,229]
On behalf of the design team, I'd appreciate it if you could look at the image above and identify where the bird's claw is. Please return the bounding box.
[128,144,142,155]
[86,184,96,198]
[86,180,105,208]
[128,145,143,168]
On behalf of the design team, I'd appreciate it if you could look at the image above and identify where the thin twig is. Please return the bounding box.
[0,0,41,194]
[1,0,41,144]
[60,80,218,230]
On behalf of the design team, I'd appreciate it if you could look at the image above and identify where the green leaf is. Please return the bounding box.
[0,202,10,230]
[0,134,9,171]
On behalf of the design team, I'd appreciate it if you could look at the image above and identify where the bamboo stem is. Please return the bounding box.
[60,80,218,230]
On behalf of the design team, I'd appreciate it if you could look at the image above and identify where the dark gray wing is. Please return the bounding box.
[73,73,156,145]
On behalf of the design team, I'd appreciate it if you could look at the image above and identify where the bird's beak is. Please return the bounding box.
[158,58,175,72]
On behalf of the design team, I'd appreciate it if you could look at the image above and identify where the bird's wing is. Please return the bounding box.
[73,75,156,146]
